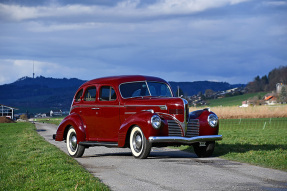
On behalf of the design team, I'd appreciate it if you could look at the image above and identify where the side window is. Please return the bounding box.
[100,86,117,101]
[83,87,97,101]
[74,89,83,102]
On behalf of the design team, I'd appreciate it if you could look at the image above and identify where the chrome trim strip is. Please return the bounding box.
[148,135,222,144]
[79,141,118,147]
[157,112,182,123]
[157,112,185,136]
[125,112,137,114]
[125,105,167,110]
[71,104,124,110]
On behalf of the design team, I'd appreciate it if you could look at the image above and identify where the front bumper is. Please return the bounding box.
[148,135,222,144]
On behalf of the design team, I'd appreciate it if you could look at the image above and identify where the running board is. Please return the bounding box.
[79,141,118,148]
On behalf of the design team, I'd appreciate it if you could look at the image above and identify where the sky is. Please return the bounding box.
[0,0,286,85]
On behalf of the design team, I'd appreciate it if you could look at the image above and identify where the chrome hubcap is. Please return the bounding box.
[70,134,77,151]
[133,133,142,152]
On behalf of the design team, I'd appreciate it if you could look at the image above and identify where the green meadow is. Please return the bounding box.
[181,118,287,171]
[0,122,110,191]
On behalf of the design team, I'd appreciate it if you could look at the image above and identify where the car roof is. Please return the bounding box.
[80,75,168,88]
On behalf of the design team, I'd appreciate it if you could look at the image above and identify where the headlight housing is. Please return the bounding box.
[208,114,218,128]
[151,115,161,129]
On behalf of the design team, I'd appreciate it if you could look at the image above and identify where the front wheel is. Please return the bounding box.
[66,127,85,158]
[193,141,215,158]
[130,126,151,159]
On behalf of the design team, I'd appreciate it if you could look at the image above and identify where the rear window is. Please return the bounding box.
[83,87,97,101]
[74,89,83,102]
[100,86,117,101]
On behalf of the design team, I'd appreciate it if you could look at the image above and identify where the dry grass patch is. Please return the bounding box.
[190,105,287,119]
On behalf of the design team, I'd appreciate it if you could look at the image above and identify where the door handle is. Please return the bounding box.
[91,108,100,110]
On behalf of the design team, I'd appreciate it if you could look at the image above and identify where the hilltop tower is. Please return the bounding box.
[33,62,35,79]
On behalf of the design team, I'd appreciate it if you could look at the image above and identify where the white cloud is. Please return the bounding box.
[262,1,287,6]
[27,22,101,32]
[0,0,253,22]
[146,0,250,14]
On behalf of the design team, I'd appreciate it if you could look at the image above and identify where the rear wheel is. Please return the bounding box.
[66,127,85,158]
[193,141,215,158]
[130,126,151,159]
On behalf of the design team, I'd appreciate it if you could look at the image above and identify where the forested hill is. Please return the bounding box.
[8,76,86,88]
[0,76,244,113]
[0,76,86,113]
[246,66,287,93]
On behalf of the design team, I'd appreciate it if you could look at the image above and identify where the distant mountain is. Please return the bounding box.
[0,76,245,113]
[11,76,85,88]
[0,76,86,113]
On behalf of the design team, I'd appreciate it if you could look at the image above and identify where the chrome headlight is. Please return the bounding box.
[151,115,161,129]
[208,114,218,128]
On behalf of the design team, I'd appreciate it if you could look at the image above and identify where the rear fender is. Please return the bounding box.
[118,111,160,147]
[55,113,86,143]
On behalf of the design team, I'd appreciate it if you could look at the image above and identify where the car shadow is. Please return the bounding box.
[182,143,287,157]
[82,148,198,159]
[82,152,132,158]
[81,143,285,159]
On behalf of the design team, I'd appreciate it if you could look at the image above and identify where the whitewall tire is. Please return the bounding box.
[130,126,151,159]
[66,127,85,158]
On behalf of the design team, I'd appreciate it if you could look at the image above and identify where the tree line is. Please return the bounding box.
[246,66,287,93]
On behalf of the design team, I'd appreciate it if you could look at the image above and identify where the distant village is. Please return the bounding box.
[184,83,286,107]
[185,86,246,107]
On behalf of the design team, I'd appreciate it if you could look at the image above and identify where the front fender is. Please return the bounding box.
[190,109,219,136]
[55,113,86,143]
[118,111,161,147]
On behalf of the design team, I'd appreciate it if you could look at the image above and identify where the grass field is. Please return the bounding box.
[206,92,268,107]
[0,122,110,191]
[181,117,287,171]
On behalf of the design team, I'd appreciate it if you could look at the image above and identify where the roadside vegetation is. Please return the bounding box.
[0,122,110,191]
[35,117,64,125]
[179,117,287,171]
[189,104,287,171]
[217,118,287,171]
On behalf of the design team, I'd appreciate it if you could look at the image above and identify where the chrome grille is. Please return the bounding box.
[186,119,200,137]
[167,120,182,136]
[167,119,199,137]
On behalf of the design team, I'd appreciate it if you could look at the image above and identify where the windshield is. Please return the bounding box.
[120,81,173,98]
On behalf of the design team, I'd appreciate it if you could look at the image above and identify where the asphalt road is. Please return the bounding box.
[35,122,287,191]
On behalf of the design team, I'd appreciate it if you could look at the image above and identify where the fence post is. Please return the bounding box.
[263,122,267,130]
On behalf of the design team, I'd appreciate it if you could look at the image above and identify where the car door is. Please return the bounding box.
[95,85,120,142]
[80,86,98,141]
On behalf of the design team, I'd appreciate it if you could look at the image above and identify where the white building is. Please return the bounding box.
[0,104,17,119]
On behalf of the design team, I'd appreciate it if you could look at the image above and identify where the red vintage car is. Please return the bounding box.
[54,75,222,159]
